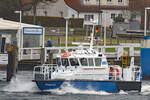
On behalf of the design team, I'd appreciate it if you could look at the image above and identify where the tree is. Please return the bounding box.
[0,0,57,23]
[0,0,32,21]
[31,0,57,24]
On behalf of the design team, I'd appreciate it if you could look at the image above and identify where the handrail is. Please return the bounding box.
[33,64,58,80]
[19,45,141,61]
[109,67,141,81]
[20,47,41,60]
[44,45,140,62]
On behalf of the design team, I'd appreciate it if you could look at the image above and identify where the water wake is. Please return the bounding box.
[141,83,150,95]
[47,82,111,95]
[3,75,38,93]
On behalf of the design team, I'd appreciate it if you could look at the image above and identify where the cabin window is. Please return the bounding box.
[80,58,88,66]
[95,58,101,66]
[88,58,94,66]
[56,58,61,66]
[61,58,69,66]
[70,58,79,66]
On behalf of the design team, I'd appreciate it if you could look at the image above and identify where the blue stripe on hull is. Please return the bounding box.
[70,81,119,93]
[36,81,64,90]
[36,81,118,93]
[141,48,150,76]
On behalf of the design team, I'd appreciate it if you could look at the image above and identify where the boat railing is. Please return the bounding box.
[33,64,58,80]
[132,67,142,82]
[109,71,121,80]
[109,67,141,81]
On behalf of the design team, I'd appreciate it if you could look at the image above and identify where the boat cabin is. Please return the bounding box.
[56,49,108,68]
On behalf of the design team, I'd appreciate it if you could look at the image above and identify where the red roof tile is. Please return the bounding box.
[64,0,128,12]
[22,0,32,4]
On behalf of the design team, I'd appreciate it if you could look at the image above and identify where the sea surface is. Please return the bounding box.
[0,71,150,100]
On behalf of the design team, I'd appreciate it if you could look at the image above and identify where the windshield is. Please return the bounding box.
[70,58,79,66]
[56,58,61,66]
[95,58,101,66]
[80,58,88,66]
[61,58,69,66]
[88,58,94,66]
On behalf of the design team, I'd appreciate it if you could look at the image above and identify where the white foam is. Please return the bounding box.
[3,76,39,92]
[119,90,128,95]
[141,84,150,95]
[47,82,111,95]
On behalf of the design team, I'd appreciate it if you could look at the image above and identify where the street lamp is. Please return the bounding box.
[14,10,22,61]
[65,17,70,52]
[98,0,101,25]
[104,12,108,46]
[144,7,150,36]
[90,20,98,49]
[14,11,22,24]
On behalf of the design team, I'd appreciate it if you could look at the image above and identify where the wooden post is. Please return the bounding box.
[7,45,18,82]
[40,48,45,65]
[48,52,53,64]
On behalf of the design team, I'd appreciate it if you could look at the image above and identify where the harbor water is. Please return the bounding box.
[0,71,150,100]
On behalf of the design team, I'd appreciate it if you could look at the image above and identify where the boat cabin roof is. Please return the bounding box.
[57,49,104,58]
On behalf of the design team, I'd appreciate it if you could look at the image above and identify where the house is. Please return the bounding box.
[64,0,131,27]
[24,0,68,17]
[24,0,142,28]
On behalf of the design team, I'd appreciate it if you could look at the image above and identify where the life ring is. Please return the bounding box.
[109,67,119,77]
[61,53,71,57]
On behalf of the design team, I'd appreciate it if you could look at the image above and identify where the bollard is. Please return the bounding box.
[7,45,18,82]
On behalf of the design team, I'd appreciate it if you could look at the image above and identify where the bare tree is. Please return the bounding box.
[0,0,32,20]
[0,0,57,23]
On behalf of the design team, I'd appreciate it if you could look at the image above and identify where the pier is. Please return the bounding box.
[17,43,141,69]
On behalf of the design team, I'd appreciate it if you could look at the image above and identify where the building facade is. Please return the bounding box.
[24,0,68,17]
[64,0,134,27]
[24,0,141,27]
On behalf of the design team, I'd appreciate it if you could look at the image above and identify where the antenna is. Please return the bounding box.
[90,20,98,50]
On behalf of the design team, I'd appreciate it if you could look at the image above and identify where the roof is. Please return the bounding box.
[64,0,128,12]
[0,18,42,30]
[22,0,32,5]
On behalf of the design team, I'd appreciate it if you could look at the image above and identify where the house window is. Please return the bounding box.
[84,15,94,21]
[85,0,90,2]
[131,14,136,19]
[118,14,123,17]
[118,0,122,2]
[107,0,112,2]
[59,11,63,17]
[72,14,75,18]
[111,13,115,19]
[96,0,100,2]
